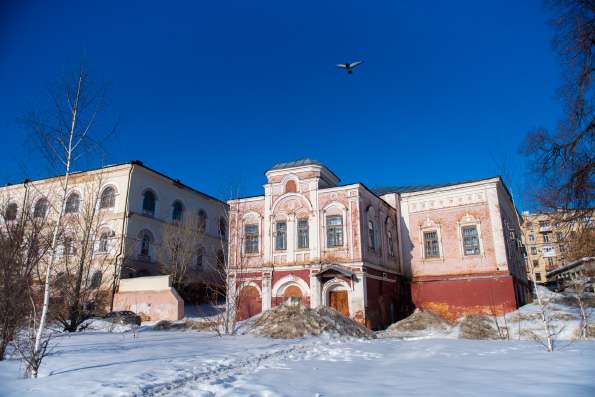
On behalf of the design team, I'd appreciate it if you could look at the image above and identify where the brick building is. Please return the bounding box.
[228,159,529,327]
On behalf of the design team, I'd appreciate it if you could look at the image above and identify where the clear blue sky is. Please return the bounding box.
[0,1,562,209]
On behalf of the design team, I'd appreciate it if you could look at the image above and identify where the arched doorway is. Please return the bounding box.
[282,285,303,306]
[324,283,350,317]
[238,285,262,320]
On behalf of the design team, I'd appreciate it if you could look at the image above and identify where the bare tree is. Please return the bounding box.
[528,261,556,351]
[23,64,115,377]
[158,215,204,289]
[523,0,594,229]
[0,191,51,360]
[54,172,118,332]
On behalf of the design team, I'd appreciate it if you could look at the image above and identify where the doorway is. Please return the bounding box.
[329,290,349,317]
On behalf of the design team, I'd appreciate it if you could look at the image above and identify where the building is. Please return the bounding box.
[521,211,594,284]
[0,161,227,310]
[228,159,529,327]
[546,256,595,291]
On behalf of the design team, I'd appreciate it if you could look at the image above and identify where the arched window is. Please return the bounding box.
[196,247,204,268]
[142,190,156,216]
[285,180,297,193]
[172,200,184,222]
[139,230,153,258]
[219,217,227,239]
[90,271,103,289]
[4,203,17,221]
[65,193,80,214]
[100,186,115,209]
[98,232,109,253]
[368,220,376,251]
[198,209,208,233]
[34,198,49,219]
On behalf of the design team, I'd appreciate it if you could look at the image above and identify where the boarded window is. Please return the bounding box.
[285,180,297,193]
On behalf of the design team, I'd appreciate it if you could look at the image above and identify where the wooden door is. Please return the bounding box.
[238,286,262,320]
[329,290,349,317]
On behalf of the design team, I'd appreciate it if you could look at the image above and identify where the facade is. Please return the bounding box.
[521,211,594,284]
[380,178,529,321]
[228,160,529,327]
[0,161,227,308]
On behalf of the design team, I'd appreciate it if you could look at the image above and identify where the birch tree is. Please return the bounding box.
[24,65,114,377]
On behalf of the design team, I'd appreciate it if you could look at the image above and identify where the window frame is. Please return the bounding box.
[33,198,49,219]
[100,186,116,209]
[423,230,441,259]
[65,192,80,214]
[461,225,481,256]
[326,214,344,248]
[243,223,259,254]
[297,218,309,250]
[275,221,287,251]
[368,220,376,251]
[142,190,157,216]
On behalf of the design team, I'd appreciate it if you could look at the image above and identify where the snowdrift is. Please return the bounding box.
[382,288,594,340]
[243,304,375,339]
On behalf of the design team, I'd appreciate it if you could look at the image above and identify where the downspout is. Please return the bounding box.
[110,162,135,310]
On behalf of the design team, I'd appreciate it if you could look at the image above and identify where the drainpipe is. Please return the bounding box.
[110,162,135,310]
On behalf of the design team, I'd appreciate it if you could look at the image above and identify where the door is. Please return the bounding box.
[329,290,349,317]
[238,286,262,320]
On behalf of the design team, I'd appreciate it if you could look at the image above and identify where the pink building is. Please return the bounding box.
[228,160,529,328]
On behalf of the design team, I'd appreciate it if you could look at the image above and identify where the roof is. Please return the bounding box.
[546,256,595,278]
[372,177,500,195]
[1,160,226,205]
[269,158,324,171]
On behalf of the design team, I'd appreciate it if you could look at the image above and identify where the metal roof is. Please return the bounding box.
[373,177,499,195]
[269,158,324,171]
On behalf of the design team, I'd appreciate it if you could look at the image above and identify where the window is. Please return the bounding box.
[275,221,287,250]
[100,187,115,209]
[172,201,184,222]
[423,231,440,258]
[539,221,550,227]
[326,215,343,247]
[142,190,156,216]
[297,218,309,249]
[34,199,49,219]
[387,230,395,257]
[535,272,542,282]
[285,180,297,193]
[528,234,535,242]
[547,257,554,268]
[555,232,563,241]
[368,220,376,251]
[64,237,76,256]
[461,225,480,255]
[219,217,226,239]
[98,232,109,253]
[244,224,259,254]
[198,209,207,233]
[140,232,151,257]
[4,203,17,221]
[532,259,539,268]
[543,234,549,243]
[531,246,537,255]
[90,271,103,289]
[196,247,204,268]
[65,193,80,214]
[560,244,566,253]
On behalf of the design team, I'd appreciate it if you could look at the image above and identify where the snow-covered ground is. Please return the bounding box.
[1,327,594,396]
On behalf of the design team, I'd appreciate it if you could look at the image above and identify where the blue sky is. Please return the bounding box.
[0,1,561,209]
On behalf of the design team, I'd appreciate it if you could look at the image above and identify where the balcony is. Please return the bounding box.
[539,226,552,233]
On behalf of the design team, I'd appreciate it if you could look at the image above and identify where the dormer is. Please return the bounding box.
[265,159,340,192]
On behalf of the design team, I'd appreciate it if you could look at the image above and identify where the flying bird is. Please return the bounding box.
[336,60,364,74]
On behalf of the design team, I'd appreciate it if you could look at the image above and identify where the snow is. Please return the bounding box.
[1,327,594,396]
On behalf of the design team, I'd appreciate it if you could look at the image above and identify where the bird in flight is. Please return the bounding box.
[336,60,364,74]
